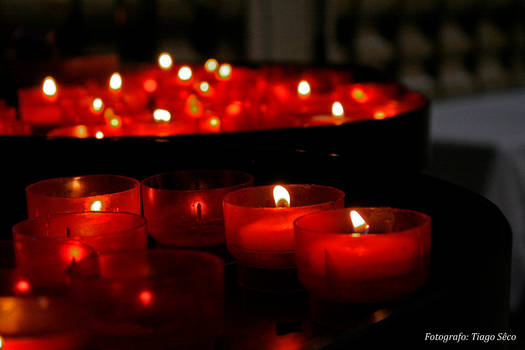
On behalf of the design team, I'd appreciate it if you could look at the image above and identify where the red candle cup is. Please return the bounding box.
[68,249,224,349]
[294,207,431,304]
[13,212,147,254]
[26,175,141,217]
[223,185,345,270]
[0,296,89,350]
[142,170,254,247]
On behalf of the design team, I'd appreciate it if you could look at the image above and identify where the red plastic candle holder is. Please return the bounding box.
[1,239,95,289]
[68,249,224,348]
[294,207,431,303]
[223,185,345,270]
[0,296,89,350]
[13,212,147,254]
[26,175,141,217]
[142,170,253,247]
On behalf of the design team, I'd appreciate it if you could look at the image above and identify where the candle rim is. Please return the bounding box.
[26,174,140,199]
[68,248,223,281]
[13,211,146,242]
[141,169,254,192]
[294,207,431,236]
[223,184,345,209]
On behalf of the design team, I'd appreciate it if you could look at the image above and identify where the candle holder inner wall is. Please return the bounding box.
[141,169,254,247]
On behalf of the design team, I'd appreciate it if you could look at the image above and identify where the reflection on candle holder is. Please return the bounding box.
[0,295,89,350]
[6,239,96,289]
[68,249,224,349]
[25,175,141,217]
[294,207,431,304]
[13,212,147,254]
[142,170,254,247]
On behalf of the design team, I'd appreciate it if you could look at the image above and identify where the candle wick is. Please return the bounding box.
[66,227,71,238]
[196,202,202,222]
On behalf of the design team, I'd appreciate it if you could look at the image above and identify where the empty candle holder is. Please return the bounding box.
[13,212,147,254]
[141,170,253,247]
[25,174,141,218]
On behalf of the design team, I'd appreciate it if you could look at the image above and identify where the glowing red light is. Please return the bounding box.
[351,88,368,102]
[226,101,242,117]
[15,280,31,294]
[139,290,153,306]
[143,79,158,93]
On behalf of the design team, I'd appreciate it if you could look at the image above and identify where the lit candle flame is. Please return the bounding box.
[217,63,232,80]
[95,131,104,139]
[273,185,290,208]
[158,52,173,70]
[350,210,369,234]
[178,66,192,82]
[42,76,57,97]
[199,81,210,93]
[90,200,102,211]
[91,98,104,113]
[351,88,367,102]
[153,109,171,122]
[297,80,311,98]
[109,116,121,127]
[205,58,218,72]
[109,73,122,91]
[332,101,344,118]
[209,116,220,127]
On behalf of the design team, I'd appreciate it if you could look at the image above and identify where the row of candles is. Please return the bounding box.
[0,53,426,137]
[1,171,431,349]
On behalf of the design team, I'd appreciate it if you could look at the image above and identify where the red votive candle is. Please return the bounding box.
[294,207,431,303]
[68,249,224,349]
[142,170,254,247]
[223,185,345,270]
[10,238,95,288]
[26,175,141,217]
[0,296,89,350]
[13,212,147,254]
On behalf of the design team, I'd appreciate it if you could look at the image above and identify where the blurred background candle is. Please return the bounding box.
[17,76,62,125]
[294,207,431,304]
[68,249,224,349]
[13,212,147,254]
[142,170,253,247]
[26,175,141,217]
[223,184,345,270]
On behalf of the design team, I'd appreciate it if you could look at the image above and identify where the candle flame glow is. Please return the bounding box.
[273,185,290,208]
[153,109,171,122]
[109,73,122,91]
[350,210,369,234]
[209,116,219,127]
[139,290,153,306]
[90,200,103,211]
[109,116,121,127]
[143,79,158,93]
[178,66,192,82]
[332,101,344,118]
[15,280,31,294]
[374,111,386,120]
[205,58,218,72]
[199,81,210,93]
[42,76,57,97]
[0,335,3,349]
[351,88,367,102]
[91,98,104,113]
[158,52,173,70]
[95,131,104,139]
[217,63,232,80]
[297,80,311,98]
